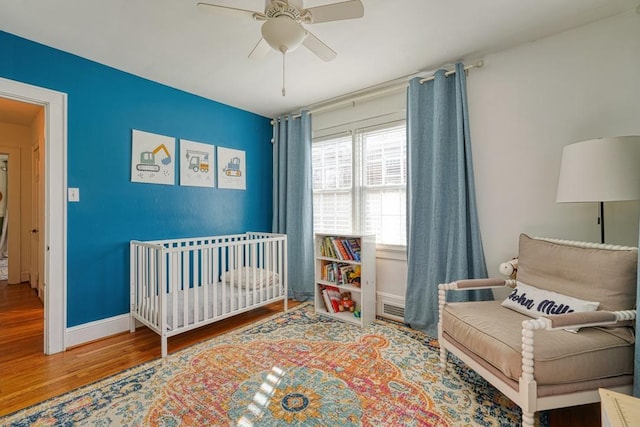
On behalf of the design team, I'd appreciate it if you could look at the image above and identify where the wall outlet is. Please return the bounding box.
[68,187,80,202]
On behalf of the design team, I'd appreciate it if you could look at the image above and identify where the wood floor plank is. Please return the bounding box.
[0,281,599,424]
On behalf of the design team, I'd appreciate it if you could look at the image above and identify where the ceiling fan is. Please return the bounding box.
[197,0,365,95]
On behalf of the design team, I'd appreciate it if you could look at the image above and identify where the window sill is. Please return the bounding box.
[376,245,407,261]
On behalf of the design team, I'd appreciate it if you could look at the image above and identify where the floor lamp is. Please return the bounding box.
[556,136,640,244]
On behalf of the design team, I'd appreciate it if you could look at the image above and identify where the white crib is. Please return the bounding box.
[130,232,287,357]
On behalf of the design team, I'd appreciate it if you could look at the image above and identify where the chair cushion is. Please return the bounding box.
[517,234,637,311]
[442,300,634,385]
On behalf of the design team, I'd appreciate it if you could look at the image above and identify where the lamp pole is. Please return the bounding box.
[598,201,605,244]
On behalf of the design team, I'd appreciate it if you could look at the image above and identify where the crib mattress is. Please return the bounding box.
[138,281,284,331]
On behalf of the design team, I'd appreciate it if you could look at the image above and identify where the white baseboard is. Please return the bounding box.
[66,313,131,348]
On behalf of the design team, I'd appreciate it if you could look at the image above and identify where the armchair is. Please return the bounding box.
[438,234,637,427]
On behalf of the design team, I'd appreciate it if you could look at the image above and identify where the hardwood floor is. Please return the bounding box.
[0,281,599,424]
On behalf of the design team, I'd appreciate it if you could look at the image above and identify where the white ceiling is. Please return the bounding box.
[0,0,637,118]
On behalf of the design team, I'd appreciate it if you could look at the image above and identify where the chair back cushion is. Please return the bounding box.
[517,234,637,312]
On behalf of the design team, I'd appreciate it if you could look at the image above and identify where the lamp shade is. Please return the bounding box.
[556,136,640,203]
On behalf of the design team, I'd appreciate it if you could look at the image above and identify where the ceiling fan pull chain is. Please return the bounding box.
[281,49,287,96]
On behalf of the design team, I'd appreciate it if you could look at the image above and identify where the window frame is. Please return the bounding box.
[312,115,407,249]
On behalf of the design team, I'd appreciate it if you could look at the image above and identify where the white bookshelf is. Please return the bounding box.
[314,233,376,327]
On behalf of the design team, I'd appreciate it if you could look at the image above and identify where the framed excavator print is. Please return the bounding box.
[131,129,175,185]
[179,139,215,188]
[217,146,246,190]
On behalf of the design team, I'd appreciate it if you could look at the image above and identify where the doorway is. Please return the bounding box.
[0,77,67,354]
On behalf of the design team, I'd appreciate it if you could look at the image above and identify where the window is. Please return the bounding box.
[312,121,407,246]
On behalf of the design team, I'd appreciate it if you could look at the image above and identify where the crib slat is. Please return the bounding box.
[171,250,179,331]
[260,240,266,301]
[182,247,189,327]
[136,246,144,320]
[202,247,209,321]
[244,240,250,308]
[213,244,219,318]
[252,242,258,305]
[267,239,274,298]
[195,246,200,323]
[232,241,238,312]
[152,247,160,328]
[276,239,281,297]
[148,248,153,326]
[221,243,227,315]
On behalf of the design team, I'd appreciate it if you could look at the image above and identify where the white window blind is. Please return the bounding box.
[312,134,353,234]
[312,121,406,246]
[360,124,407,246]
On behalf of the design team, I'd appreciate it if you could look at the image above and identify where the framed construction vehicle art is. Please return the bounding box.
[217,146,246,190]
[179,139,215,188]
[131,129,175,185]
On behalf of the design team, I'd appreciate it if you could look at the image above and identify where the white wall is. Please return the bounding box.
[313,9,640,304]
[469,9,640,283]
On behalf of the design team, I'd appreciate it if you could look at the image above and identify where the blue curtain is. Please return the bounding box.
[272,111,315,301]
[404,63,492,336]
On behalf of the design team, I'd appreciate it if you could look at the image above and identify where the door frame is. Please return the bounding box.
[0,77,67,354]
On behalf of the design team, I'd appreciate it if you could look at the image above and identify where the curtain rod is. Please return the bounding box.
[419,60,483,83]
[273,60,484,123]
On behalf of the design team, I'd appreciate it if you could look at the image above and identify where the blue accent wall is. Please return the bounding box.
[0,31,273,327]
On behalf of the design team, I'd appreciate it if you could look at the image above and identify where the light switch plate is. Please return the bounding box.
[68,187,80,202]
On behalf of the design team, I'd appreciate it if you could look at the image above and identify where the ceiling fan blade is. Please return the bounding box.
[197,2,267,21]
[302,31,337,62]
[248,37,271,60]
[305,0,364,24]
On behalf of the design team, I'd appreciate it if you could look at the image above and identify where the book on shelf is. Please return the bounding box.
[342,239,356,260]
[319,285,342,313]
[321,289,333,312]
[339,265,352,285]
[321,262,361,286]
[322,236,337,258]
[346,238,361,261]
[333,239,350,260]
[320,236,361,261]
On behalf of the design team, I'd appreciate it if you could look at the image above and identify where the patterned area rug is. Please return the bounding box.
[2,304,546,426]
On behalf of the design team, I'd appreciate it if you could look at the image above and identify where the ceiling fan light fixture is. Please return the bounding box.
[261,17,307,52]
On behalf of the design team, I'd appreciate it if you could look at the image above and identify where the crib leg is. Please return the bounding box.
[129,314,136,333]
[161,335,168,358]
[284,297,288,312]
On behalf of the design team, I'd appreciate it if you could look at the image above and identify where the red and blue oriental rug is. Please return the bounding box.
[2,303,545,426]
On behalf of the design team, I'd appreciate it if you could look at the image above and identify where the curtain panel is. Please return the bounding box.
[272,112,315,301]
[404,63,491,336]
